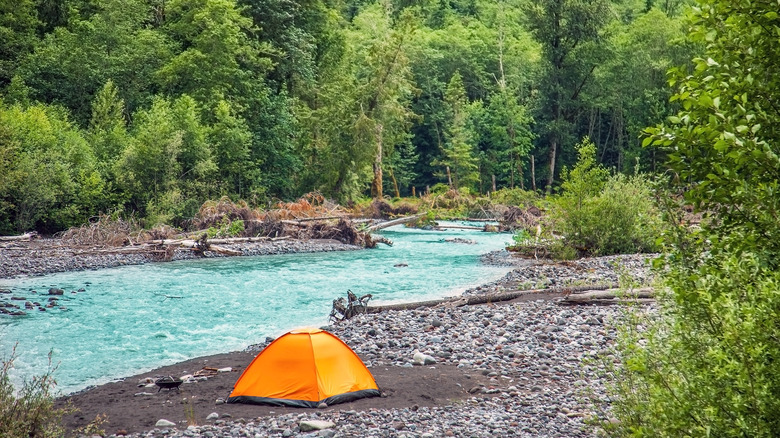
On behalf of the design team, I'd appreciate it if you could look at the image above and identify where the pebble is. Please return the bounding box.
[299,420,336,431]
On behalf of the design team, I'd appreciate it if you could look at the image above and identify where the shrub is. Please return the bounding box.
[607,1,780,435]
[490,187,539,207]
[1,347,72,438]
[550,138,662,256]
[607,246,780,437]
[206,217,245,238]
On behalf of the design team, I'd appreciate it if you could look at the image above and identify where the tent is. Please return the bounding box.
[227,327,380,407]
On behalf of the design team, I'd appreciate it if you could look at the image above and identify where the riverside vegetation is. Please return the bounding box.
[2,0,780,437]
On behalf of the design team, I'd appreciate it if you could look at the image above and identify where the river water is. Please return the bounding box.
[0,224,512,394]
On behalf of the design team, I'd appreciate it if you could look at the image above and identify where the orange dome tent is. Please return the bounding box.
[227,327,380,407]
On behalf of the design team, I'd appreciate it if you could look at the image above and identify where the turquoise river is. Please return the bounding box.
[0,224,512,394]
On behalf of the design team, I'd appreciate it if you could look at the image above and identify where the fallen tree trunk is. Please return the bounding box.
[372,236,393,246]
[0,232,38,242]
[559,287,655,305]
[559,298,656,306]
[363,284,619,314]
[286,215,347,223]
[175,239,243,256]
[562,288,654,302]
[367,214,425,232]
[434,225,484,231]
[145,238,242,256]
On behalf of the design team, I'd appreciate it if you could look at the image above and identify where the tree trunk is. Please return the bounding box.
[492,174,497,193]
[446,166,453,188]
[390,168,400,198]
[546,138,557,193]
[371,124,384,199]
[518,159,524,190]
[367,214,425,232]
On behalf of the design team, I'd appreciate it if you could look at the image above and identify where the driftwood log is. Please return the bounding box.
[558,287,655,305]
[0,232,38,242]
[145,237,242,256]
[350,284,622,315]
[366,214,425,232]
[434,225,484,231]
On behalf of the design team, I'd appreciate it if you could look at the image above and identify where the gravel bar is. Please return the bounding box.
[107,253,654,438]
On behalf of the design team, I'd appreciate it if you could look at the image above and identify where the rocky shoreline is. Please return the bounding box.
[35,237,654,438]
[0,238,360,279]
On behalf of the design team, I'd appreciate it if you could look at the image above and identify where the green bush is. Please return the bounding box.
[1,348,71,438]
[607,246,780,437]
[550,138,662,256]
[607,1,780,436]
[490,187,539,207]
[206,217,245,238]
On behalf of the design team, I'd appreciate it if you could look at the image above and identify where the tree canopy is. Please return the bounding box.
[0,0,694,232]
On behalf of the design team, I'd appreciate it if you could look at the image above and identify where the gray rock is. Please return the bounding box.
[299,420,336,432]
[155,419,176,427]
[206,412,219,420]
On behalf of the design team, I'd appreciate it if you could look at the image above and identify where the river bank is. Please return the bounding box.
[0,238,361,279]
[51,251,654,437]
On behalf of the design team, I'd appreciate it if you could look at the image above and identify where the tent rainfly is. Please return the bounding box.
[226,327,380,407]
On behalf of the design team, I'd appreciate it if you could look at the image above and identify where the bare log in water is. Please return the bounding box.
[366,214,425,232]
[434,225,484,231]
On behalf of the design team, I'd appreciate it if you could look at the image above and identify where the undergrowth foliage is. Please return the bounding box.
[607,1,780,436]
[1,346,72,438]
[550,138,662,257]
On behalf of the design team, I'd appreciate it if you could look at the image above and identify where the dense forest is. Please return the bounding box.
[0,0,695,233]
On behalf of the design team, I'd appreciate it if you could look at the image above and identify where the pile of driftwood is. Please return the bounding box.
[278,217,392,248]
[499,205,544,232]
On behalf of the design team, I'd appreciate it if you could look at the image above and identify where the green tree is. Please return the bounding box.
[209,99,254,197]
[0,102,106,232]
[157,0,272,109]
[302,4,417,201]
[115,96,182,217]
[88,80,129,177]
[17,0,173,124]
[610,1,780,436]
[525,0,611,192]
[352,6,418,199]
[586,7,691,172]
[0,0,39,89]
[434,71,479,189]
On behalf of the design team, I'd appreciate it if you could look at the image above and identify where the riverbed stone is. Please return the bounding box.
[299,420,335,432]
